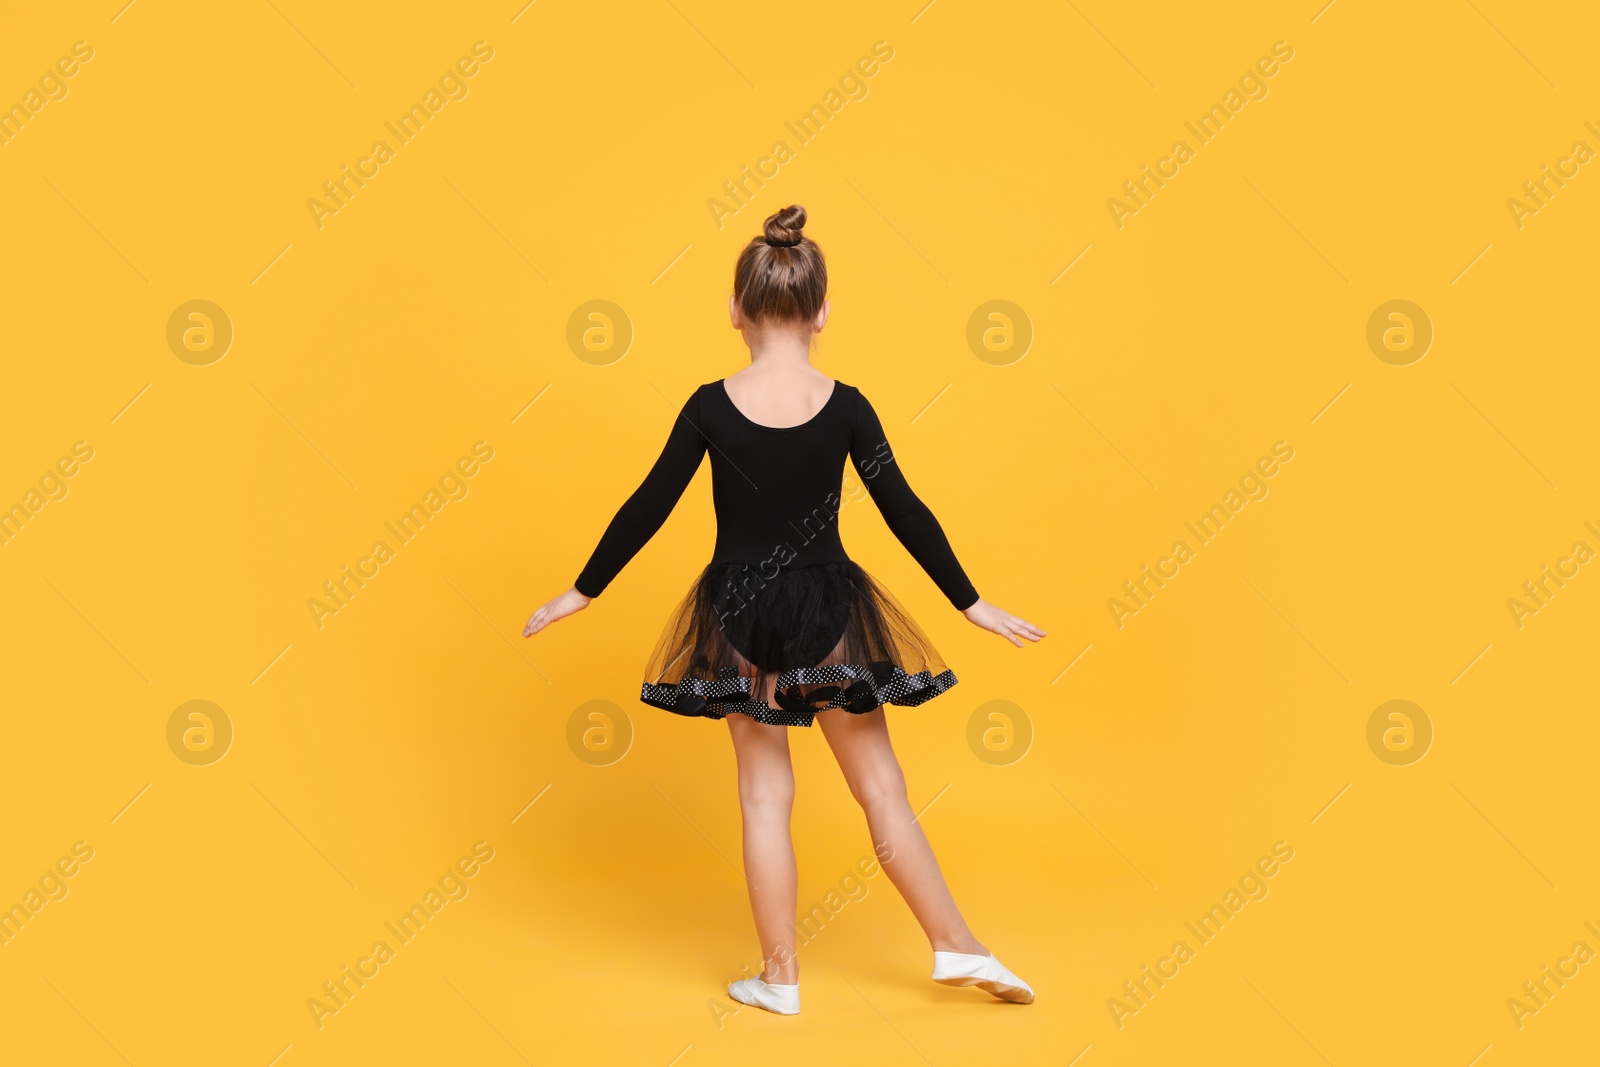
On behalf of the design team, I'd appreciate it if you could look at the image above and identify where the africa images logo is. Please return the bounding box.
[1106,41,1296,229]
[306,42,496,229]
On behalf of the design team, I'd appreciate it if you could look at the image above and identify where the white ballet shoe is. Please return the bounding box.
[728,976,800,1015]
[932,951,1035,1004]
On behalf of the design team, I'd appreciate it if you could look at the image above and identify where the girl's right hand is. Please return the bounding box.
[961,598,1046,648]
[523,588,592,637]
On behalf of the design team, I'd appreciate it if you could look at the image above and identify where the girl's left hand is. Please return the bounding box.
[523,587,592,637]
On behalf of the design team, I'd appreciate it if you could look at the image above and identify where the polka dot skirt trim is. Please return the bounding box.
[641,662,960,728]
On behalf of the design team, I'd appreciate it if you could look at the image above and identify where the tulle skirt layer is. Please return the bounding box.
[640,559,958,727]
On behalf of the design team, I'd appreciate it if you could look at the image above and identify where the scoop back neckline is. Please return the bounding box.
[717,378,842,431]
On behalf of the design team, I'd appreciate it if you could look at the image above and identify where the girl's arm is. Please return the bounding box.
[849,389,1044,647]
[849,389,979,609]
[525,389,707,636]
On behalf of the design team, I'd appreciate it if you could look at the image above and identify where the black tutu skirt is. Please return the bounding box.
[640,559,959,727]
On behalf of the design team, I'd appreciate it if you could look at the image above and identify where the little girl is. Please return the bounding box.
[525,205,1044,1014]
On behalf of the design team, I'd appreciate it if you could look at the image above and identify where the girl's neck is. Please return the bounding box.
[743,327,815,371]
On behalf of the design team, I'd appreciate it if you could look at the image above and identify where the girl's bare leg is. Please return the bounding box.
[726,711,800,983]
[815,706,987,955]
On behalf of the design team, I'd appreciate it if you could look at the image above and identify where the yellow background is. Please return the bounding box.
[2,1,1596,1064]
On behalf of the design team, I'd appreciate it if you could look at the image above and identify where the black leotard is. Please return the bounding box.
[574,379,979,611]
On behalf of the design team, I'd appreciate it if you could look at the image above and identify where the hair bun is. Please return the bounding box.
[735,204,825,323]
[763,205,807,246]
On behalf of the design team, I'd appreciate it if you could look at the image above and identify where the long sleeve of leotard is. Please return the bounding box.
[574,391,708,598]
[849,390,980,611]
